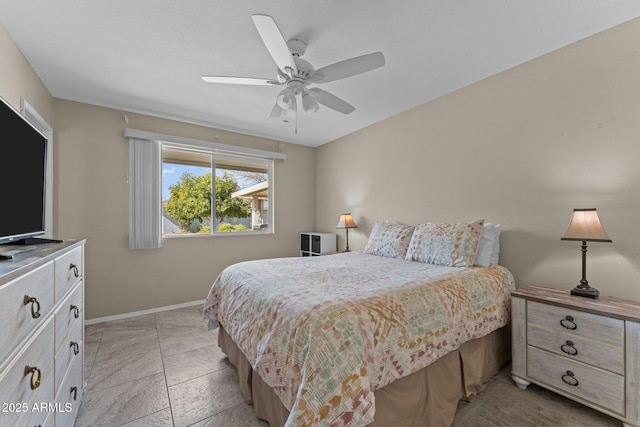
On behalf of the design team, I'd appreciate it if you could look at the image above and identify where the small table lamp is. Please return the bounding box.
[561,208,612,299]
[336,213,358,252]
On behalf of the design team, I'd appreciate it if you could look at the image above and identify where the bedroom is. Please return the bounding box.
[1,1,640,427]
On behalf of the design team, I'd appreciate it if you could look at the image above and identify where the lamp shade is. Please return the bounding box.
[561,208,612,242]
[336,213,357,229]
[302,91,319,114]
[276,87,295,110]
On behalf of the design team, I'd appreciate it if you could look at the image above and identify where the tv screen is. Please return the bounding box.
[0,97,48,245]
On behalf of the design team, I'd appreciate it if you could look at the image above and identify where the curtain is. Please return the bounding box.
[128,137,162,249]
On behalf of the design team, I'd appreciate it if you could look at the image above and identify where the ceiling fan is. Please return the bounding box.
[201,14,385,126]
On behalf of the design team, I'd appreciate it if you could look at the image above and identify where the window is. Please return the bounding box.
[161,143,273,236]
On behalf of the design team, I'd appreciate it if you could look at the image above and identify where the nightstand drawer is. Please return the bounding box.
[527,323,624,374]
[527,300,623,347]
[527,346,624,415]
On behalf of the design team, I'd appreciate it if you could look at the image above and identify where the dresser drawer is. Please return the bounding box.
[54,246,83,302]
[0,262,54,367]
[527,346,624,415]
[55,354,83,427]
[0,318,55,426]
[54,282,83,355]
[527,323,624,374]
[527,300,624,347]
[54,318,83,393]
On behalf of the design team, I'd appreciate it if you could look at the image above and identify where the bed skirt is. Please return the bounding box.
[218,325,511,427]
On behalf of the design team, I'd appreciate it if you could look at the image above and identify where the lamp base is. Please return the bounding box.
[570,286,600,299]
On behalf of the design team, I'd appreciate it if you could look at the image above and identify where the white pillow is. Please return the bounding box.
[474,223,501,267]
[490,224,501,265]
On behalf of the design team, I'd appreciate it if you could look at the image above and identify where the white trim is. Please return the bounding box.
[21,99,54,239]
[124,128,286,160]
[85,299,205,325]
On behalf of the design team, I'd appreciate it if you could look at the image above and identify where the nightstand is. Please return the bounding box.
[511,285,640,427]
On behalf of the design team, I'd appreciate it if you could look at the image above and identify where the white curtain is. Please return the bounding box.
[128,138,162,249]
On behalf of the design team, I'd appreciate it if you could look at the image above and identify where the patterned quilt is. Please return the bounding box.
[203,252,515,427]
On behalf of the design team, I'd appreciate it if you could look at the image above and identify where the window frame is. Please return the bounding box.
[161,141,275,238]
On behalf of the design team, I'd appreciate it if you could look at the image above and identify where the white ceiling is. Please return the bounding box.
[2,1,640,147]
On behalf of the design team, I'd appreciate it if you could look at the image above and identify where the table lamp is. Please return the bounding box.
[561,208,612,299]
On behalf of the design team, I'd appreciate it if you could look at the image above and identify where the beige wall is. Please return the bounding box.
[52,101,316,319]
[1,24,317,320]
[0,25,53,125]
[317,17,640,302]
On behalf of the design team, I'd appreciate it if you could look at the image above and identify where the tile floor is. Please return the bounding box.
[78,305,622,427]
[78,305,267,427]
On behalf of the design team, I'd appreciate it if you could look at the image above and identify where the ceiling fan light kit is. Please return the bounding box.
[201,14,385,131]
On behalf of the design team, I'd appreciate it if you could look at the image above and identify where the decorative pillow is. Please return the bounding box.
[405,219,485,267]
[474,223,501,267]
[490,224,501,265]
[363,221,415,259]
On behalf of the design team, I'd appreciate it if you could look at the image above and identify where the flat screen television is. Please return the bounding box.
[0,96,48,245]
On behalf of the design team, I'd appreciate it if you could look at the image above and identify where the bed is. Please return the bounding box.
[203,220,515,427]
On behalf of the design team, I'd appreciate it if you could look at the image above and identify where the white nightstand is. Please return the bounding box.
[511,285,640,427]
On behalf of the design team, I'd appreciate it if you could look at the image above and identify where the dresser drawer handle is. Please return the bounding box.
[69,263,80,278]
[561,370,579,387]
[70,386,78,401]
[23,295,41,319]
[560,315,577,330]
[70,304,80,319]
[70,341,80,356]
[561,340,578,356]
[24,365,41,390]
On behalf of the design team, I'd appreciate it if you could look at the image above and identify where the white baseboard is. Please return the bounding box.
[85,299,205,325]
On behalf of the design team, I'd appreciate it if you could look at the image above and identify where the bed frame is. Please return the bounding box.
[219,324,511,427]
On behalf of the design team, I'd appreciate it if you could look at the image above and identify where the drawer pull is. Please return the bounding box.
[70,341,80,355]
[561,370,579,387]
[69,263,80,278]
[560,315,577,330]
[24,365,41,390]
[70,386,78,401]
[70,304,80,319]
[23,295,41,319]
[561,340,578,356]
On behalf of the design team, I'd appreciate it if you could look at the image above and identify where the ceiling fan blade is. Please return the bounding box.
[311,52,385,84]
[309,88,355,114]
[252,14,296,74]
[201,76,280,85]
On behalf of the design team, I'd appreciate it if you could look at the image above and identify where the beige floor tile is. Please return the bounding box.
[157,322,216,357]
[94,330,160,361]
[86,346,164,393]
[163,342,231,386]
[156,305,205,326]
[84,322,106,343]
[76,372,170,427]
[168,366,244,427]
[119,408,174,427]
[83,341,100,379]
[190,403,268,427]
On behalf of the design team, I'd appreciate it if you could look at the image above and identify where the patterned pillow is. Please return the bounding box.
[405,220,485,267]
[363,221,415,259]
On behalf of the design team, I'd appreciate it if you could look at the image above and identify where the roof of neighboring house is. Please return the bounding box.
[232,181,268,198]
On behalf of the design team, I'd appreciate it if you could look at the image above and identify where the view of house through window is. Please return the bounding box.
[162,144,272,236]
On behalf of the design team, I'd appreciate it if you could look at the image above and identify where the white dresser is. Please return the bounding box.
[511,285,640,427]
[0,240,85,427]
